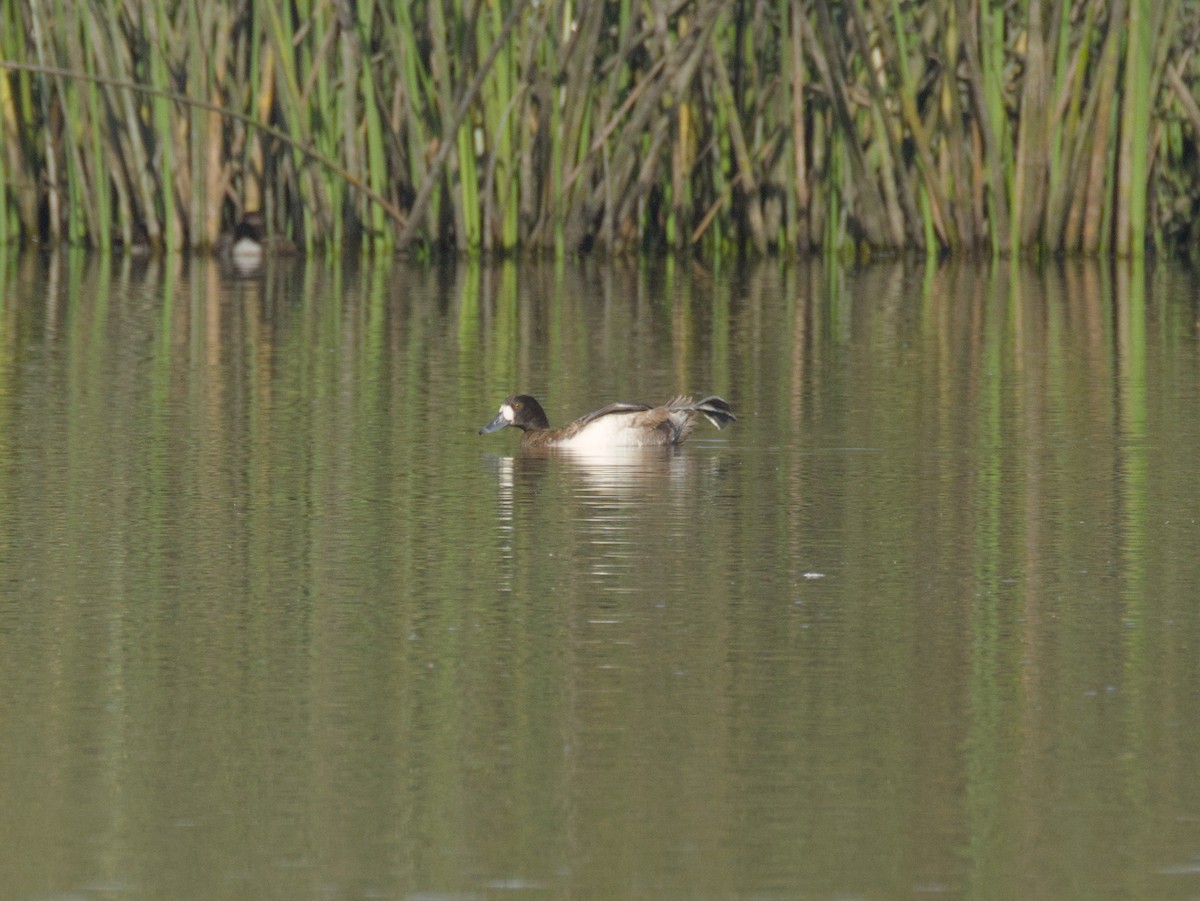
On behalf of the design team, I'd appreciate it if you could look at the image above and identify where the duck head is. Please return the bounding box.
[479,395,550,434]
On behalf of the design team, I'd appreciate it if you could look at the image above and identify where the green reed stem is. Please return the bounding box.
[356,1,390,250]
[150,5,179,249]
[388,0,436,236]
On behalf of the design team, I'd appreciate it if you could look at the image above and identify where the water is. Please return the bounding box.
[1,252,1199,899]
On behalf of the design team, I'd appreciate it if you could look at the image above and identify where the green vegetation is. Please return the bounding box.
[0,0,1196,257]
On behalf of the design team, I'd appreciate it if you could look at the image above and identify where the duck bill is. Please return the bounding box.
[479,410,510,434]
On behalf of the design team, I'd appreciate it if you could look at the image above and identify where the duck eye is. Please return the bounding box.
[514,402,522,409]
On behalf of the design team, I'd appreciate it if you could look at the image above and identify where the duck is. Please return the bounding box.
[214,211,297,271]
[479,394,735,450]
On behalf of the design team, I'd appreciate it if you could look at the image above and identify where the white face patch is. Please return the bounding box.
[501,403,515,423]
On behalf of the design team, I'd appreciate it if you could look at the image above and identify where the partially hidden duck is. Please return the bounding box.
[479,394,735,450]
[214,211,297,271]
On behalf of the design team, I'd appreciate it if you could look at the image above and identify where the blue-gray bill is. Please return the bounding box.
[479,410,509,434]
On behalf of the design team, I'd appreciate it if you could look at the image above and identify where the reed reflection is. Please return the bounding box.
[0,252,1198,900]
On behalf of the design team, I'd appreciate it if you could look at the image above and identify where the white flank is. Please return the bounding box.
[555,413,669,450]
[231,238,263,271]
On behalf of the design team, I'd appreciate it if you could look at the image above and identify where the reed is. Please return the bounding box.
[0,0,1197,257]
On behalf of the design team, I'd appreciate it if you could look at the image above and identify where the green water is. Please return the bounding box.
[0,252,1199,899]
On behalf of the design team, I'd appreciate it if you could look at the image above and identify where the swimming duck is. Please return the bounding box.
[479,394,735,450]
[214,211,297,271]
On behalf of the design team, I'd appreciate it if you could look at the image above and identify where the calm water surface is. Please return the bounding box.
[1,252,1199,900]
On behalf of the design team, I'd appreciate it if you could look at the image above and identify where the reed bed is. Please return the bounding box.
[0,0,1197,256]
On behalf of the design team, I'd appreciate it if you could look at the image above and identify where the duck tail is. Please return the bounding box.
[693,395,736,430]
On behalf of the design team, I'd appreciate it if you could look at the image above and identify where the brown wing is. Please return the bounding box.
[630,404,696,443]
[567,402,653,429]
